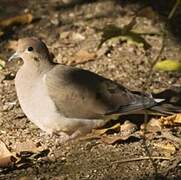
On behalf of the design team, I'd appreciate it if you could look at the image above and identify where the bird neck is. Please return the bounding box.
[22,60,53,76]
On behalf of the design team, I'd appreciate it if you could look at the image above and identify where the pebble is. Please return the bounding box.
[2,102,16,111]
[60,31,70,39]
[72,32,85,41]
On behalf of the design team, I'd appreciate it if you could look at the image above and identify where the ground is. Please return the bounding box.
[0,0,181,179]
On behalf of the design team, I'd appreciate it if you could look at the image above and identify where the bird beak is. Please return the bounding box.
[8,52,20,61]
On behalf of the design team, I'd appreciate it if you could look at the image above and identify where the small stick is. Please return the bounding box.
[111,156,170,165]
[94,156,171,171]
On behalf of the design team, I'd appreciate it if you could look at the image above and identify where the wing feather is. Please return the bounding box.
[45,65,155,119]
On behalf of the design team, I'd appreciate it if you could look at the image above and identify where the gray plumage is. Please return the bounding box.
[9,37,180,137]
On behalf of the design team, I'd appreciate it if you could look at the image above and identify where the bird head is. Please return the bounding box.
[8,37,51,64]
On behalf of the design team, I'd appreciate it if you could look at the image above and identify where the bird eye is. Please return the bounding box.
[27,47,33,52]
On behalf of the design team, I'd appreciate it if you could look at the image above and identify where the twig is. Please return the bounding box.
[94,156,170,171]
[111,156,170,165]
[140,29,166,176]
[168,0,180,19]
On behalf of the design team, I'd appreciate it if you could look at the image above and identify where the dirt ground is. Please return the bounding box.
[0,0,181,179]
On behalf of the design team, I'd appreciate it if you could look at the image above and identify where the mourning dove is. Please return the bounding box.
[8,37,180,138]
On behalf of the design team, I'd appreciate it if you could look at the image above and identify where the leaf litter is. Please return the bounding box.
[0,140,17,168]
[0,139,49,171]
[90,120,140,145]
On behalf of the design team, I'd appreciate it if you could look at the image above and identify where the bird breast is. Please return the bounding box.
[15,68,62,131]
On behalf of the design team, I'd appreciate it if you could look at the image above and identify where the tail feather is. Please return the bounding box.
[151,87,181,115]
[150,103,181,115]
[106,87,181,116]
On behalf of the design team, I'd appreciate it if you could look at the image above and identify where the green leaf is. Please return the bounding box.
[154,59,181,72]
[98,24,151,49]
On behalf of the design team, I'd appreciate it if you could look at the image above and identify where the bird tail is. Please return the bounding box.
[117,98,181,116]
[150,87,181,115]
[149,103,181,115]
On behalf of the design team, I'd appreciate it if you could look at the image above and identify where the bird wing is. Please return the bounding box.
[45,65,156,119]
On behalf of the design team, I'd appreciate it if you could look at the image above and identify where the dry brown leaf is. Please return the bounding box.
[101,134,140,145]
[0,156,17,168]
[154,142,176,157]
[0,13,33,28]
[6,40,18,50]
[93,121,137,137]
[120,120,137,136]
[69,49,96,65]
[93,123,120,135]
[160,113,181,126]
[14,140,45,153]
[101,135,129,144]
[0,140,12,158]
[0,140,48,169]
[0,140,17,168]
[141,118,162,132]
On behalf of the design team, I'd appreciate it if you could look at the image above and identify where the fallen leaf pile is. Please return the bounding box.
[92,121,139,144]
[0,139,49,171]
[141,113,181,133]
[160,113,181,126]
[101,133,141,145]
